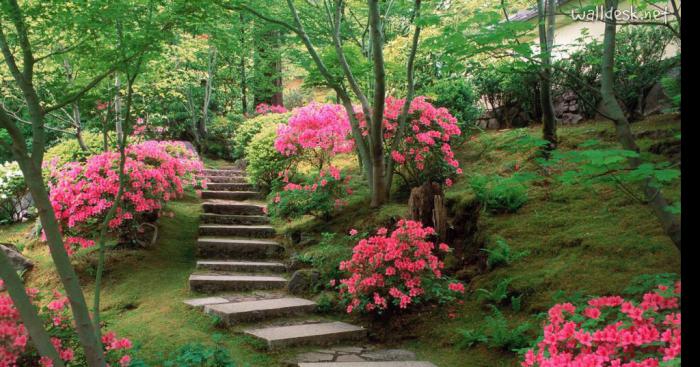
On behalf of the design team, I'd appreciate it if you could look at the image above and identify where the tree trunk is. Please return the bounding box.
[538,0,557,148]
[600,0,681,251]
[17,157,106,366]
[368,0,387,207]
[199,45,217,139]
[239,13,249,114]
[408,182,448,241]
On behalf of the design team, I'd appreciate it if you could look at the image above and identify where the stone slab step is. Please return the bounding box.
[205,182,255,192]
[197,237,284,259]
[202,202,266,215]
[298,363,437,367]
[203,169,244,176]
[205,297,316,324]
[199,224,275,238]
[245,322,366,349]
[183,296,231,309]
[201,175,248,184]
[189,274,287,293]
[201,190,261,201]
[197,260,286,272]
[201,213,270,225]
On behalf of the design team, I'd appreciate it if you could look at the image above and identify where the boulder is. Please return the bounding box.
[0,244,33,290]
[287,269,320,295]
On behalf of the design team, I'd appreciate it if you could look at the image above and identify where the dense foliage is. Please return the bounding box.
[0,162,30,225]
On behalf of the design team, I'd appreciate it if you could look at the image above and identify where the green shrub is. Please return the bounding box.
[469,173,531,213]
[44,131,111,166]
[232,112,290,160]
[457,306,533,352]
[161,339,236,367]
[482,238,529,269]
[204,114,244,160]
[0,161,32,224]
[267,169,349,221]
[245,124,292,191]
[429,78,482,136]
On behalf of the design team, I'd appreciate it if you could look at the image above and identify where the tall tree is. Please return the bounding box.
[537,0,557,148]
[227,0,426,207]
[599,0,681,250]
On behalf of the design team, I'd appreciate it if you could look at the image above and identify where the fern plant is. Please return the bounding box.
[476,278,512,305]
[456,306,533,352]
[482,238,529,269]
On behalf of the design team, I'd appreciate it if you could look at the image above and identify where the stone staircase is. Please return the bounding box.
[184,167,436,367]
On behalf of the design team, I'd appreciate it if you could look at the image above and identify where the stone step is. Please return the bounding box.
[183,296,231,309]
[189,274,287,293]
[197,237,284,259]
[205,297,317,324]
[297,363,437,367]
[201,213,270,225]
[197,260,286,273]
[201,175,248,184]
[199,224,275,238]
[202,202,266,216]
[201,190,262,201]
[205,182,255,192]
[203,169,244,176]
[245,322,366,349]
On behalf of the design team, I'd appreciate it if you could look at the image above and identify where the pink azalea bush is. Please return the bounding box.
[274,103,354,168]
[521,282,681,367]
[255,103,287,115]
[46,140,202,254]
[0,280,134,367]
[267,103,355,219]
[354,96,463,187]
[336,220,465,314]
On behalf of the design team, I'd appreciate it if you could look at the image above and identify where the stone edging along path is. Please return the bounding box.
[183,166,437,367]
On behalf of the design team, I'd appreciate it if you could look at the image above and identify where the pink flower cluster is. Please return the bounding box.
[354,96,462,186]
[0,280,134,366]
[522,282,681,367]
[255,103,287,115]
[337,220,464,314]
[274,102,354,160]
[46,141,202,254]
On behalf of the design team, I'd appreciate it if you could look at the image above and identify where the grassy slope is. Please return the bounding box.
[274,114,681,366]
[1,114,680,366]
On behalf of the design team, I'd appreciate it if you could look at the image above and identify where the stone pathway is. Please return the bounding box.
[184,166,436,366]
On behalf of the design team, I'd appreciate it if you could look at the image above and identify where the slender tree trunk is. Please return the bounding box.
[368,0,387,207]
[73,102,89,151]
[600,0,681,250]
[538,0,557,148]
[17,157,106,366]
[0,252,65,366]
[239,13,248,114]
[199,45,216,139]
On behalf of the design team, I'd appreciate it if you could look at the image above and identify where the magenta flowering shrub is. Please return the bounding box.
[336,220,465,314]
[274,103,354,168]
[521,282,681,367]
[0,280,135,367]
[354,96,463,187]
[255,103,287,115]
[46,140,202,254]
[267,103,355,219]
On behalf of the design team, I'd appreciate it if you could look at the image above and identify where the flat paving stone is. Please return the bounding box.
[189,274,287,293]
[201,190,261,200]
[183,297,230,309]
[197,260,286,273]
[196,237,284,259]
[199,224,275,238]
[205,297,316,324]
[201,213,270,225]
[297,363,437,367]
[245,321,366,349]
